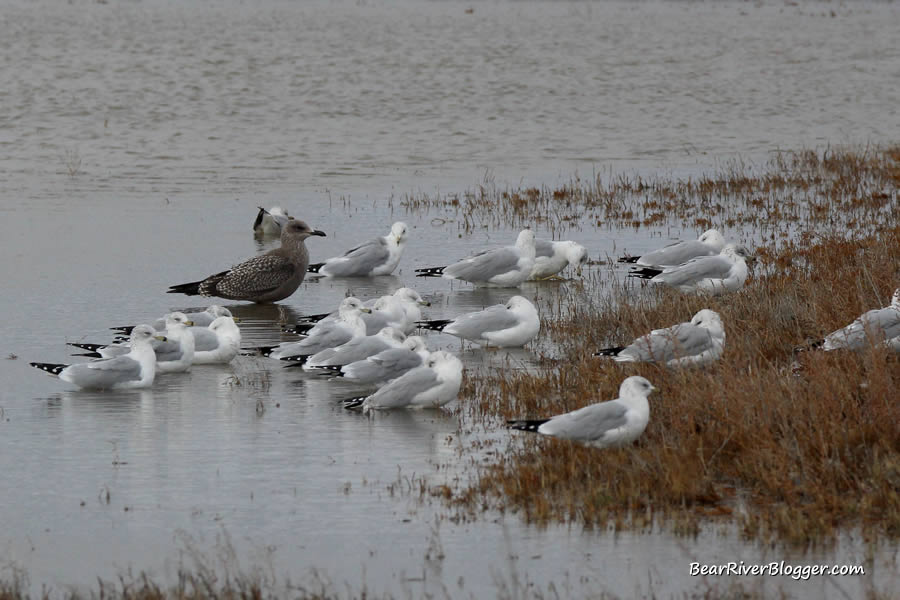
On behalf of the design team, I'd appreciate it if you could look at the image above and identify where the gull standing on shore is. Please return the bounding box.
[415,229,536,288]
[507,376,657,448]
[168,219,326,303]
[594,309,725,367]
[307,222,409,277]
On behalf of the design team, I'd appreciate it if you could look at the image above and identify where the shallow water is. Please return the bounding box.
[1,0,899,597]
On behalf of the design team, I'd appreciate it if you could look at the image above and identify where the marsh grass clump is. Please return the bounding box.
[458,223,899,546]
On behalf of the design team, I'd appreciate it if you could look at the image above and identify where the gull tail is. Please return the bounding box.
[282,323,317,335]
[306,263,325,274]
[168,270,229,296]
[299,312,331,323]
[67,342,107,353]
[617,255,640,264]
[167,280,203,296]
[416,319,453,332]
[415,266,446,278]
[627,267,663,280]
[280,354,311,368]
[593,346,625,357]
[507,418,551,433]
[30,362,68,376]
[341,396,368,410]
[110,325,136,335]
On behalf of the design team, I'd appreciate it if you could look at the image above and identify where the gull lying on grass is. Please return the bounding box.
[256,297,370,361]
[417,296,540,348]
[813,288,900,352]
[507,376,657,448]
[628,244,753,295]
[618,229,726,268]
[307,222,408,277]
[316,336,430,385]
[594,309,725,367]
[530,239,588,280]
[341,350,463,412]
[168,219,326,303]
[31,325,166,390]
[68,312,196,373]
[283,288,430,336]
[110,305,233,336]
[253,206,291,236]
[415,229,536,288]
[290,326,407,370]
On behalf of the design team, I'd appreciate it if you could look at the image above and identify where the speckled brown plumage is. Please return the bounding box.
[168,219,326,303]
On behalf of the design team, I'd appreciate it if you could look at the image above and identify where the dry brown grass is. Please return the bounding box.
[449,147,900,546]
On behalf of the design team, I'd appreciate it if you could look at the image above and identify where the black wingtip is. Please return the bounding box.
[593,346,625,357]
[416,319,453,332]
[506,418,550,433]
[279,354,310,365]
[72,352,103,358]
[282,323,317,335]
[30,362,68,376]
[341,396,367,410]
[66,342,106,353]
[252,207,267,232]
[618,255,640,264]
[110,325,136,334]
[306,263,325,274]
[414,266,446,278]
[627,267,662,279]
[299,312,330,323]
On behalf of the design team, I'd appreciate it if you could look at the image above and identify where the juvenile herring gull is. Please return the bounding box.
[618,229,726,268]
[627,244,753,295]
[417,296,540,348]
[341,350,463,412]
[815,288,900,352]
[507,376,657,448]
[415,229,536,288]
[594,309,725,367]
[168,219,326,303]
[31,325,165,390]
[530,239,589,280]
[253,206,291,236]
[307,222,409,277]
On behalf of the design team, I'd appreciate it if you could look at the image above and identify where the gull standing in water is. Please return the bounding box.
[530,239,588,280]
[594,309,726,367]
[253,206,291,237]
[307,222,409,277]
[628,244,753,295]
[341,351,463,412]
[415,229,536,288]
[417,296,540,348]
[69,312,197,373]
[507,376,657,448]
[31,325,166,390]
[168,219,326,303]
[618,229,726,268]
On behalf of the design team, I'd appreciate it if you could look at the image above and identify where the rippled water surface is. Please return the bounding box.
[1,0,899,597]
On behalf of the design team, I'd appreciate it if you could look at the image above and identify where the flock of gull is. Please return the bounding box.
[30,207,900,449]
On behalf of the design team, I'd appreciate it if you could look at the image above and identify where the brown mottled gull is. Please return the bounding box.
[168,219,326,303]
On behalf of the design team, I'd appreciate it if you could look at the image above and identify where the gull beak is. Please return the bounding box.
[154,335,168,342]
[311,230,327,237]
[360,308,373,314]
[232,317,242,323]
[184,320,195,327]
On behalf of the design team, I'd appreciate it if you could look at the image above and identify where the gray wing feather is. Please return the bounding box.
[311,336,391,366]
[826,308,900,349]
[343,349,422,383]
[63,356,143,388]
[444,247,522,282]
[623,323,712,362]
[297,323,354,353]
[540,401,629,442]
[447,305,521,340]
[654,255,733,287]
[323,238,390,276]
[190,327,220,352]
[151,337,184,363]
[639,240,718,267]
[366,365,439,408]
[534,239,555,259]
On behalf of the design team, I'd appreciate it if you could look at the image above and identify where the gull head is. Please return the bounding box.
[426,350,464,379]
[691,309,725,336]
[561,241,589,270]
[131,324,166,345]
[206,305,233,319]
[282,219,327,241]
[404,336,429,355]
[698,229,726,252]
[390,222,409,243]
[339,297,370,316]
[619,375,657,399]
[891,288,900,309]
[506,295,538,317]
[165,312,195,329]
[722,244,753,262]
[394,287,430,307]
[209,315,241,339]
[377,327,407,343]
[515,229,536,251]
